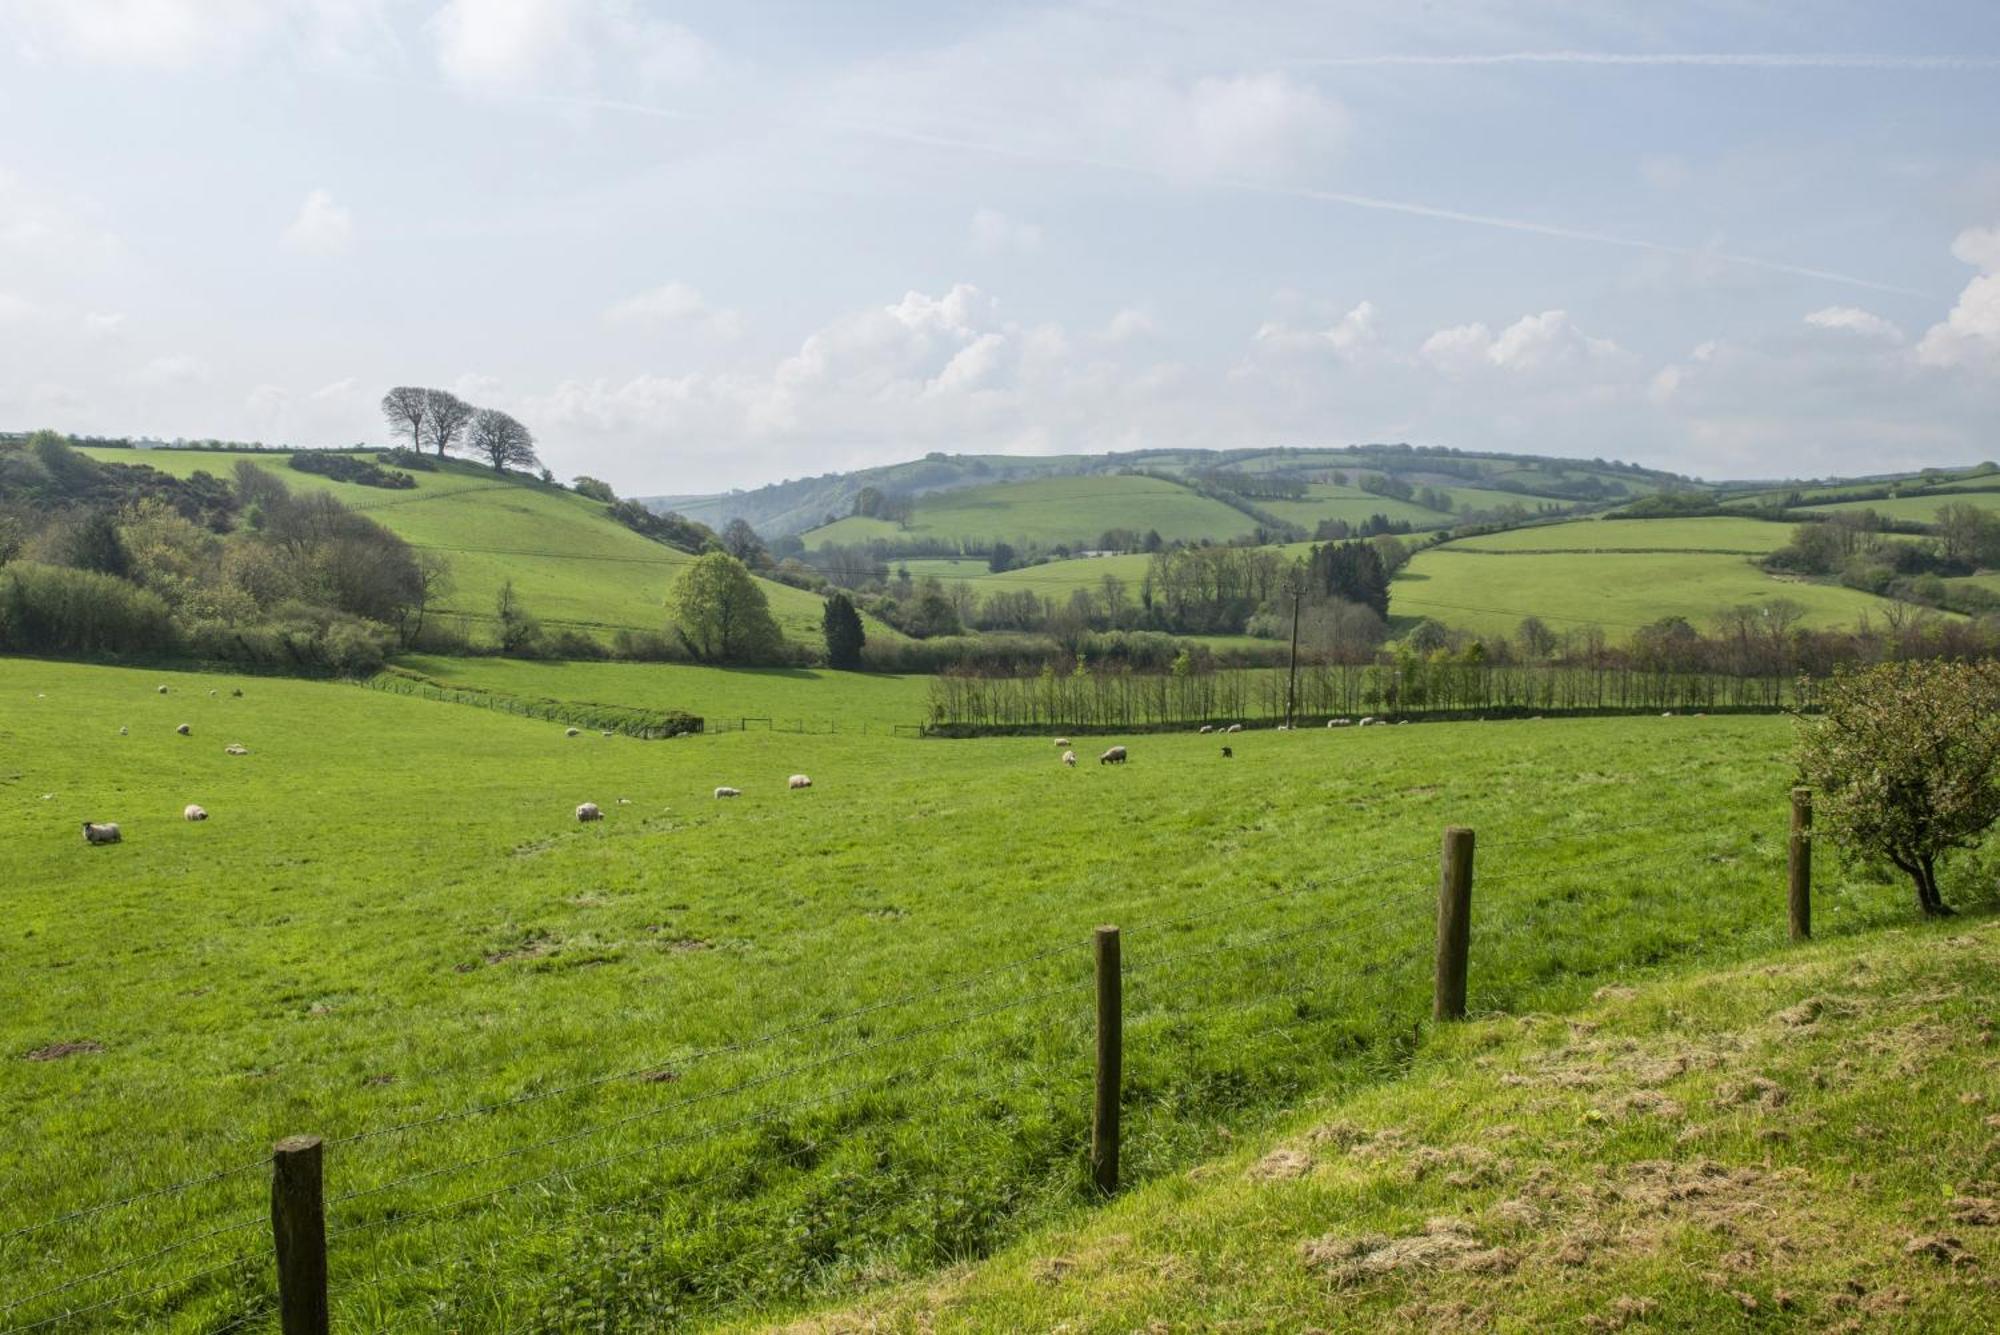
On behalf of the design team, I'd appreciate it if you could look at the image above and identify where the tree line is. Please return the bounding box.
[380,386,541,475]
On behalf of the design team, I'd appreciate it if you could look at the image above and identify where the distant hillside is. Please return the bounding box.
[645,444,1694,540]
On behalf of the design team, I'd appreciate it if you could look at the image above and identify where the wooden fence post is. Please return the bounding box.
[271,1136,329,1335]
[1092,925,1122,1195]
[1788,787,1812,942]
[1433,826,1475,1021]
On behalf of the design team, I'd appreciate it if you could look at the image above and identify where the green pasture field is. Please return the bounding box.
[393,655,935,730]
[1442,515,1795,554]
[1798,490,2000,524]
[812,917,2000,1331]
[801,475,1256,549]
[0,657,1932,1330]
[1251,483,1448,533]
[1395,547,1904,637]
[74,448,888,648]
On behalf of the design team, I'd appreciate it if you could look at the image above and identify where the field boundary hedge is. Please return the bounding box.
[359,668,702,738]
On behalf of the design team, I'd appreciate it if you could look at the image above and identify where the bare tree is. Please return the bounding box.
[380,386,428,451]
[422,389,476,458]
[466,408,539,473]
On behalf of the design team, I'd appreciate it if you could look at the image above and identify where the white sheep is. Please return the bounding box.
[789,774,812,790]
[565,727,580,738]
[207,689,217,698]
[118,726,128,736]
[1276,724,1290,732]
[1062,750,1077,767]
[1053,737,1070,747]
[1225,723,1243,734]
[1099,745,1128,765]
[225,744,249,756]
[714,786,742,799]
[576,802,603,822]
[82,822,121,845]
[175,723,191,736]
[1359,716,1377,727]
[1198,724,1213,734]
[183,804,208,822]
[156,685,168,695]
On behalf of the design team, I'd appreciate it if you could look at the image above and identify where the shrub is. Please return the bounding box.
[376,447,437,472]
[0,562,179,656]
[289,452,416,489]
[1796,659,2000,916]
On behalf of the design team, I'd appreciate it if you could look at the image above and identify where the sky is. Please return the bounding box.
[2,1,1998,497]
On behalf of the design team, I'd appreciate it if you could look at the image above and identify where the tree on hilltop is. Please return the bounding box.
[380,387,428,453]
[421,389,475,457]
[467,409,538,473]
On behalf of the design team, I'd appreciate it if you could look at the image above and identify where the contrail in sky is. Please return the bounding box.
[1294,51,2000,69]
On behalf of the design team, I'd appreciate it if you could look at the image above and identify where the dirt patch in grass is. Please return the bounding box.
[1303,1217,1517,1285]
[1247,1148,1314,1181]
[23,1040,103,1060]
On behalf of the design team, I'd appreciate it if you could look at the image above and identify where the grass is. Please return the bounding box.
[1799,491,2000,524]
[392,655,935,730]
[0,656,1955,1331]
[801,475,1256,549]
[75,448,889,649]
[1446,516,1796,555]
[801,916,2000,1331]
[1253,483,1451,533]
[1396,547,1906,638]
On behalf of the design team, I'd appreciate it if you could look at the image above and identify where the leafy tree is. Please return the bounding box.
[495,579,542,655]
[822,590,865,668]
[58,509,130,577]
[721,517,770,568]
[1935,502,2000,570]
[1303,540,1389,619]
[1796,660,2000,916]
[380,387,429,452]
[421,389,476,457]
[669,551,784,663]
[988,540,1017,574]
[467,408,538,473]
[572,476,617,503]
[900,579,962,638]
[1515,615,1558,661]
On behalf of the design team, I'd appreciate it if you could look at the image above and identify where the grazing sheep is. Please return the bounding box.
[1062,750,1077,767]
[1053,737,1070,748]
[1359,716,1377,727]
[565,727,580,738]
[1099,745,1128,765]
[183,804,207,822]
[207,689,217,698]
[175,723,191,736]
[224,744,249,756]
[714,786,742,799]
[1225,723,1243,734]
[1198,724,1213,735]
[789,774,812,790]
[601,731,613,737]
[231,688,243,698]
[157,685,168,695]
[1276,724,1290,732]
[1221,745,1233,758]
[575,802,603,822]
[118,726,128,736]
[81,822,121,845]
[617,798,632,805]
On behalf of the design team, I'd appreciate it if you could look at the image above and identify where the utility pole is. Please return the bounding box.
[1285,580,1302,728]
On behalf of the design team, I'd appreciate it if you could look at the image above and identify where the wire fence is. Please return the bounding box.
[0,796,1817,1334]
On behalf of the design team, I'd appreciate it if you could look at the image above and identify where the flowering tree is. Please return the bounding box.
[1796,660,2000,916]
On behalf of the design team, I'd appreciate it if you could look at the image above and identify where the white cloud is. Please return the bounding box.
[3,1,393,72]
[83,310,127,338]
[1100,307,1159,343]
[0,290,37,323]
[1804,306,1904,342]
[428,0,710,96]
[968,207,1043,256]
[1421,310,1621,374]
[1916,225,2000,372]
[282,188,354,256]
[137,354,207,387]
[1254,300,1379,358]
[602,280,744,339]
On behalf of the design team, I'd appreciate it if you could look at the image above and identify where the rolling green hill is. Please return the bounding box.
[75,448,892,649]
[802,474,1258,549]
